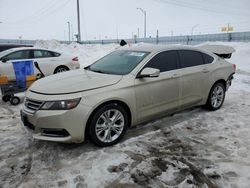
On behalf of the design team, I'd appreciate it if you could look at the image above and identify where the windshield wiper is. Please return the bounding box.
[85,66,106,74]
[91,69,106,74]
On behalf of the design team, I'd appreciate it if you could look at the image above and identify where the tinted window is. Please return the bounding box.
[179,50,203,68]
[145,50,178,72]
[4,50,31,60]
[34,50,54,58]
[51,52,61,57]
[202,53,214,64]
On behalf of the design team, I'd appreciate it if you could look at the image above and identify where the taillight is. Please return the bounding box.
[72,57,78,61]
[233,64,236,72]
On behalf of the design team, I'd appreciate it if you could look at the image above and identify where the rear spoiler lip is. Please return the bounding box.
[214,53,232,59]
[197,44,235,59]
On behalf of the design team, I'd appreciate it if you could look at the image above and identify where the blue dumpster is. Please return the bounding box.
[12,60,34,88]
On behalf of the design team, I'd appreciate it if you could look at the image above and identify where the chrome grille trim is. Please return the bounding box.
[25,98,44,113]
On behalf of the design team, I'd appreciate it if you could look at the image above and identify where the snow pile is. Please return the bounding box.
[35,40,120,67]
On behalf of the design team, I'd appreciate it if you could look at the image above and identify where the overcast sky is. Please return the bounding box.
[0,0,250,41]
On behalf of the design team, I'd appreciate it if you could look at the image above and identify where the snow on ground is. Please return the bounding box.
[0,41,250,188]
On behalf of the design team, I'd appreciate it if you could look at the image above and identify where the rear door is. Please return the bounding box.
[0,50,32,80]
[32,50,58,76]
[134,50,181,123]
[178,50,211,108]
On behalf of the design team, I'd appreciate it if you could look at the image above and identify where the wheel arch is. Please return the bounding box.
[206,79,226,103]
[53,65,69,74]
[84,99,132,140]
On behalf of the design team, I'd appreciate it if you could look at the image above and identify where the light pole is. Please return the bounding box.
[76,0,81,42]
[136,7,146,39]
[191,24,199,36]
[67,21,71,42]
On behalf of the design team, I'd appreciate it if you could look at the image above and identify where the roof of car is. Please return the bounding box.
[122,44,200,53]
[6,47,53,51]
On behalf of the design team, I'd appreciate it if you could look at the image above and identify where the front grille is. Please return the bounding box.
[25,98,44,112]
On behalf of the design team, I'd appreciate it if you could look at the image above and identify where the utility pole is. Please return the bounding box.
[137,28,140,38]
[71,24,73,41]
[156,29,159,44]
[136,8,147,39]
[67,21,71,42]
[77,0,81,42]
[191,24,199,36]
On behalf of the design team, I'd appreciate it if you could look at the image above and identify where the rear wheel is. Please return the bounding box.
[205,82,225,111]
[54,66,69,74]
[2,95,11,102]
[89,104,128,147]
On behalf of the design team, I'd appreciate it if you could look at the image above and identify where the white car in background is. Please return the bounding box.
[0,47,80,80]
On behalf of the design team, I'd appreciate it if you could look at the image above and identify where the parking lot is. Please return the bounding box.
[0,42,249,188]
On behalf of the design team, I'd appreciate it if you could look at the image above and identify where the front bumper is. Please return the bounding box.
[20,103,92,143]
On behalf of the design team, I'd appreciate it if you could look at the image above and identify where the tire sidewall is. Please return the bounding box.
[10,97,20,105]
[54,66,69,74]
[89,103,128,147]
[207,82,226,110]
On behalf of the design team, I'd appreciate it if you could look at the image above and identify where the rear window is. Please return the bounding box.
[34,50,54,58]
[202,53,214,64]
[179,50,204,68]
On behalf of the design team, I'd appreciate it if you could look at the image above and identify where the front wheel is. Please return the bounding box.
[89,104,128,147]
[205,82,226,111]
[10,96,20,106]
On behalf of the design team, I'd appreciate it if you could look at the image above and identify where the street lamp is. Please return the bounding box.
[67,21,71,42]
[136,7,146,39]
[191,24,199,36]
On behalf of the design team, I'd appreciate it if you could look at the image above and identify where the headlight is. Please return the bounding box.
[41,98,81,110]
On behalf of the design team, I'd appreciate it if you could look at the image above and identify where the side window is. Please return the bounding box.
[34,50,43,58]
[4,50,31,60]
[145,50,178,72]
[51,52,61,57]
[34,50,54,58]
[202,53,214,64]
[179,50,204,68]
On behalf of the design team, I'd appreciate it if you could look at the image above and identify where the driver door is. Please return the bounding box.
[0,50,33,81]
[134,50,182,123]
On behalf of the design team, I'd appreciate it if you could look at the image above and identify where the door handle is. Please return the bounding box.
[202,69,210,73]
[171,73,180,78]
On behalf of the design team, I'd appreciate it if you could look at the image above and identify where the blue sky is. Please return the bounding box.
[0,0,250,40]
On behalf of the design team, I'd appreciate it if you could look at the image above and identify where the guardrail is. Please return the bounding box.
[1,31,250,46]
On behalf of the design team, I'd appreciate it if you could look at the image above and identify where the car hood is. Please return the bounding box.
[29,69,122,95]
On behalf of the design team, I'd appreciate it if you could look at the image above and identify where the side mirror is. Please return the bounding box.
[1,57,8,63]
[137,67,160,78]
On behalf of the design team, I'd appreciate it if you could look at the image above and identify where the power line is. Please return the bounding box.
[153,0,250,17]
[7,0,61,24]
[7,0,72,25]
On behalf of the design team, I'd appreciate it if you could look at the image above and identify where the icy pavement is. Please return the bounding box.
[0,42,250,188]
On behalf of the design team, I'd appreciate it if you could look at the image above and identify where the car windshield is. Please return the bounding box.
[86,50,149,75]
[0,48,16,57]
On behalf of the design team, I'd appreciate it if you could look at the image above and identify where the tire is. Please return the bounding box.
[2,95,11,102]
[54,66,69,74]
[205,82,226,111]
[89,103,128,147]
[10,96,20,106]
